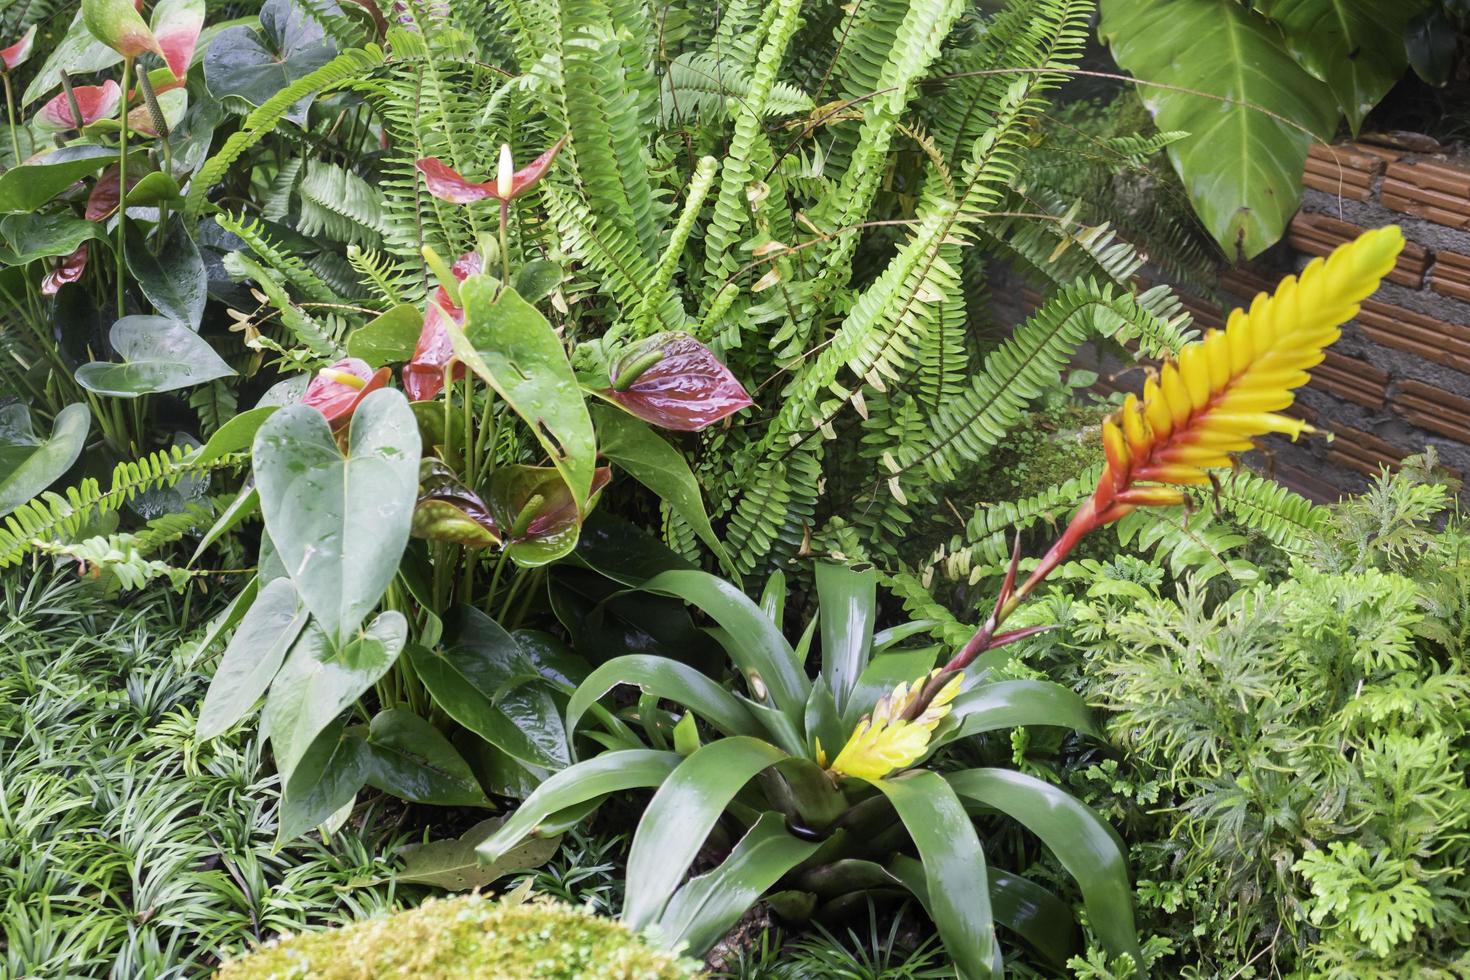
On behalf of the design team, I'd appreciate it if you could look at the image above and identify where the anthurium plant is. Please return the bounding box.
[474,229,1404,978]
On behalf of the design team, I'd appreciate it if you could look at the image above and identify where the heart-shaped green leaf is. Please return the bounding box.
[126,220,207,328]
[21,11,121,105]
[263,611,407,779]
[75,316,235,397]
[364,708,490,806]
[0,403,89,518]
[346,303,422,366]
[449,277,597,516]
[0,213,104,265]
[196,576,308,741]
[252,388,420,648]
[278,719,369,841]
[0,144,116,213]
[203,0,337,124]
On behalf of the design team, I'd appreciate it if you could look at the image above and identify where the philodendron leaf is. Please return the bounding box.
[262,611,407,780]
[0,403,88,518]
[1099,0,1340,258]
[126,220,207,328]
[364,708,489,807]
[75,316,235,397]
[398,816,561,891]
[203,0,337,124]
[252,388,420,648]
[591,405,733,573]
[196,576,308,741]
[0,144,116,213]
[449,277,597,516]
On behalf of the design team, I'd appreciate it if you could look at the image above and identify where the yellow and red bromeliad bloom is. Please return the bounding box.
[830,226,1405,775]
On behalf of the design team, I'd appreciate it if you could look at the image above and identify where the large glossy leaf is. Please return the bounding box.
[346,303,421,366]
[278,719,368,841]
[0,213,105,265]
[203,0,337,124]
[639,570,809,718]
[873,770,995,980]
[0,144,116,213]
[815,561,876,716]
[1259,0,1429,130]
[658,811,820,954]
[363,708,489,806]
[592,405,734,574]
[252,389,420,647]
[21,11,120,104]
[398,816,561,891]
[449,277,597,514]
[196,577,307,741]
[947,768,1143,973]
[262,612,407,779]
[1099,0,1339,258]
[476,749,682,863]
[407,608,570,769]
[566,655,761,744]
[623,737,789,929]
[930,680,1102,751]
[125,221,206,328]
[76,316,235,397]
[0,404,88,518]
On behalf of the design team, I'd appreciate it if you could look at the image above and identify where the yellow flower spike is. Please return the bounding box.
[1013,226,1403,604]
[828,671,964,781]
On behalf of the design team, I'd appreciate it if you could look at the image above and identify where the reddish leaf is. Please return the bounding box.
[0,25,36,71]
[85,166,143,221]
[402,251,481,401]
[602,333,754,431]
[415,137,565,204]
[302,358,390,428]
[42,244,89,296]
[37,81,121,131]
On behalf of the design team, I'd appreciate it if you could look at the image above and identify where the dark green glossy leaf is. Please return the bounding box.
[76,316,234,397]
[0,213,104,264]
[126,221,206,328]
[947,767,1142,973]
[477,749,682,863]
[0,144,115,213]
[658,811,820,954]
[364,708,489,806]
[124,171,183,208]
[0,403,88,518]
[873,770,995,980]
[453,730,547,799]
[592,404,733,572]
[262,612,407,780]
[408,608,569,769]
[931,680,1102,751]
[252,389,420,647]
[623,736,789,929]
[347,303,422,366]
[571,511,695,585]
[815,561,876,716]
[566,655,760,743]
[511,630,590,689]
[640,569,809,718]
[449,277,597,514]
[398,815,560,891]
[196,576,307,741]
[1405,7,1458,85]
[203,0,337,124]
[278,719,368,841]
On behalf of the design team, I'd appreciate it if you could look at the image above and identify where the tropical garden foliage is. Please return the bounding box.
[0,0,1463,976]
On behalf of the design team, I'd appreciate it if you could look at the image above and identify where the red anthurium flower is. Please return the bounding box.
[602,332,755,431]
[37,81,122,131]
[150,0,203,81]
[1,25,36,71]
[486,464,612,565]
[403,251,482,401]
[303,357,391,428]
[42,244,89,296]
[416,136,567,204]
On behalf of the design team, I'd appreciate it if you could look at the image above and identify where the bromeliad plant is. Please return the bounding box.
[474,228,1404,978]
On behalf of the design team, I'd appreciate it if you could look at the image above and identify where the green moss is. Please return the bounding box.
[215,893,704,980]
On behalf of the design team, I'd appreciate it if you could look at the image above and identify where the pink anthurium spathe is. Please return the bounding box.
[303,358,391,429]
[486,464,612,566]
[42,244,89,296]
[402,251,481,401]
[82,0,166,61]
[0,25,36,71]
[416,136,567,204]
[36,81,122,131]
[602,332,755,431]
[149,0,204,81]
[85,166,143,221]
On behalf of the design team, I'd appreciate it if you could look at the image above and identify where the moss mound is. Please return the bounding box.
[215,893,703,979]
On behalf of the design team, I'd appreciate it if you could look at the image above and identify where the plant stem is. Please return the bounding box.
[498,200,511,285]
[2,72,20,165]
[115,58,132,321]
